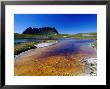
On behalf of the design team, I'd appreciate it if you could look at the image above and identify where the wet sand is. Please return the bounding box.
[14,40,96,76]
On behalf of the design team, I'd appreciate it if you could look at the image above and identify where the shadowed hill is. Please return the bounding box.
[22,27,59,35]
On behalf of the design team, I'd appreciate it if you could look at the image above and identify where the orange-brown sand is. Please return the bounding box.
[14,44,96,76]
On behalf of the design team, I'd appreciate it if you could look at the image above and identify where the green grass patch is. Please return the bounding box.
[14,40,57,55]
[14,42,38,55]
[14,32,97,40]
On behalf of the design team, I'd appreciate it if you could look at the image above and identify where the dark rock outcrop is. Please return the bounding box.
[22,27,59,35]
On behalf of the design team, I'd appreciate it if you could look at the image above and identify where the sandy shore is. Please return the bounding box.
[14,42,96,76]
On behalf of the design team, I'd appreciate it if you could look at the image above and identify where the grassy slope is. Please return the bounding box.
[68,33,97,40]
[14,32,97,40]
[14,33,46,39]
[14,42,37,55]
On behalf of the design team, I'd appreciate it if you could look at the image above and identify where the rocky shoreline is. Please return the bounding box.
[81,57,97,76]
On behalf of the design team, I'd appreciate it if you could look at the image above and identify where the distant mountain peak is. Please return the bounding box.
[22,27,59,35]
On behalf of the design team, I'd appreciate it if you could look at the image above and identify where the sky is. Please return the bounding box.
[14,14,97,34]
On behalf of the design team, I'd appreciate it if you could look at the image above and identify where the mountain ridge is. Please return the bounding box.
[22,27,59,35]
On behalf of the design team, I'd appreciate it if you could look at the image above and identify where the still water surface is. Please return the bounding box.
[15,38,96,56]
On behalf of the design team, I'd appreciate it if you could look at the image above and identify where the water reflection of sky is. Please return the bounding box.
[39,38,96,57]
[15,38,96,57]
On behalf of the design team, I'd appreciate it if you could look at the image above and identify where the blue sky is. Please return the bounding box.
[14,14,97,34]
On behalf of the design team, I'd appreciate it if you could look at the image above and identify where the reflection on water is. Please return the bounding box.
[15,38,96,57]
[42,38,96,57]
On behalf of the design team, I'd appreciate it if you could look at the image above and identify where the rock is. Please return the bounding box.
[81,57,97,76]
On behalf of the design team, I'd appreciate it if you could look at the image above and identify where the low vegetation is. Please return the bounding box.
[14,40,57,55]
[14,42,37,55]
[68,33,97,40]
[15,32,97,40]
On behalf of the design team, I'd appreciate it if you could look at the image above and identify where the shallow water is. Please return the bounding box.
[14,38,97,76]
[15,38,96,57]
[41,38,96,57]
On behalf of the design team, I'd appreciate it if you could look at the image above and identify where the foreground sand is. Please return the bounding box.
[14,43,96,76]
